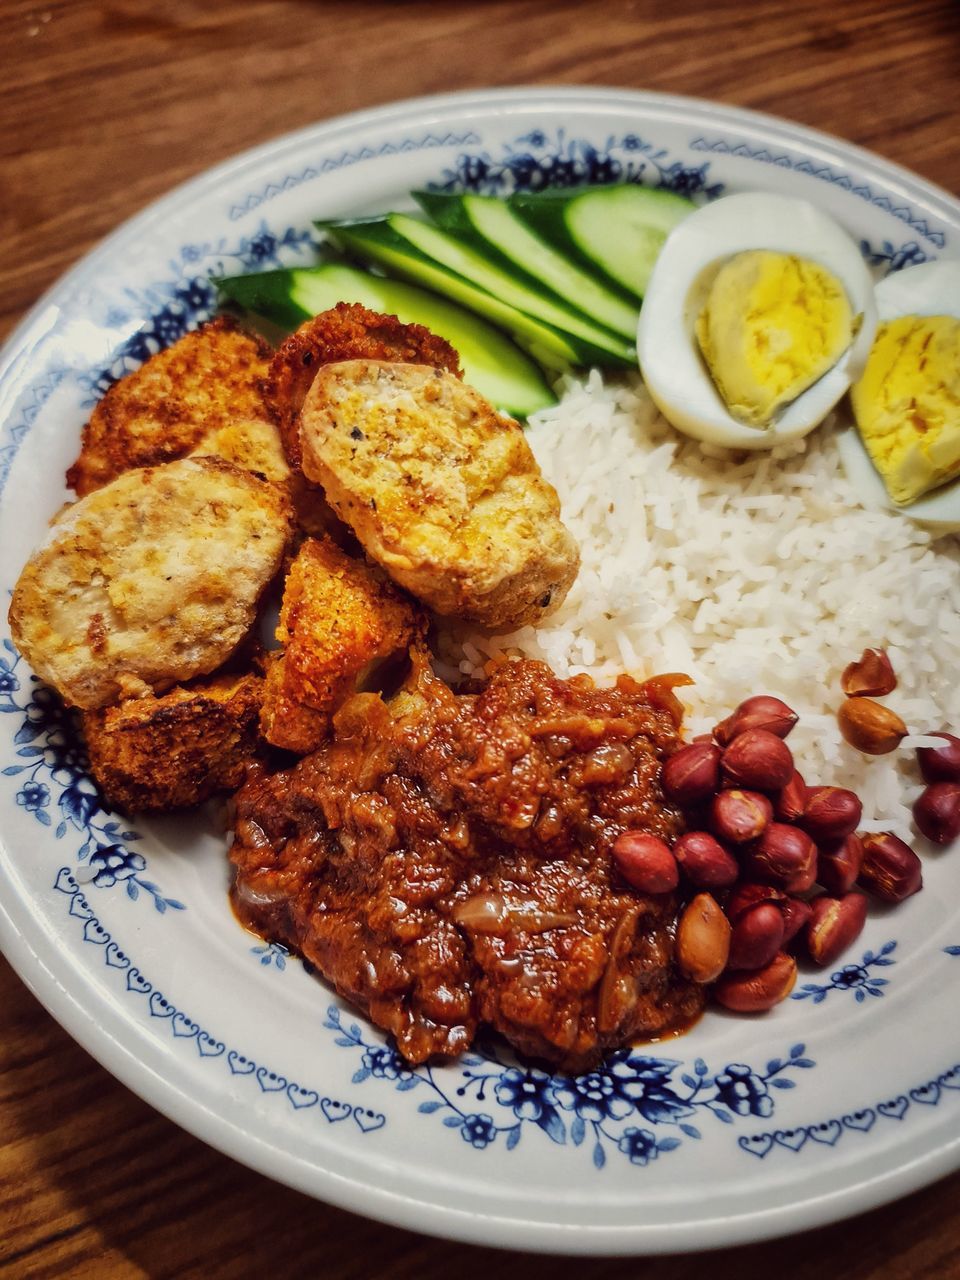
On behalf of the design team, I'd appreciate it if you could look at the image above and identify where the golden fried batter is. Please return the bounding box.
[10,457,293,709]
[189,417,290,484]
[67,317,284,496]
[298,361,580,629]
[259,652,329,755]
[265,303,462,467]
[82,671,264,812]
[260,536,422,752]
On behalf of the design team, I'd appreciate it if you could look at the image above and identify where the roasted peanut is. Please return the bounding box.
[913,782,960,846]
[816,832,864,895]
[802,786,862,842]
[841,648,896,698]
[858,832,923,902]
[672,830,739,889]
[917,733,960,785]
[745,823,818,893]
[727,902,785,971]
[711,789,773,844]
[713,695,798,746]
[612,831,679,894]
[713,952,797,1013]
[725,881,787,922]
[774,769,807,823]
[778,896,813,945]
[661,742,721,806]
[807,893,868,967]
[837,698,907,755]
[676,892,731,984]
[721,729,795,790]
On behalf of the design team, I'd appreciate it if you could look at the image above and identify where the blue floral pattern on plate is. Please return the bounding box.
[1,648,182,913]
[80,222,315,404]
[793,941,896,1003]
[433,128,724,200]
[326,1006,815,1167]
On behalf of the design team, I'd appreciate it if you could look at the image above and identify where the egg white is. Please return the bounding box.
[637,192,878,449]
[839,259,960,533]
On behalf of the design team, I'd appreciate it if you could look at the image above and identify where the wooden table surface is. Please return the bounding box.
[2,1,960,1275]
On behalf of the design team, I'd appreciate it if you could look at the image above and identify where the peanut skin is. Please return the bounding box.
[713,953,798,1013]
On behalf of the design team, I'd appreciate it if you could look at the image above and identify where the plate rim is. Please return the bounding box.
[1,84,959,1256]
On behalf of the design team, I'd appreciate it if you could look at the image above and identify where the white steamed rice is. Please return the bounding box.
[436,371,960,842]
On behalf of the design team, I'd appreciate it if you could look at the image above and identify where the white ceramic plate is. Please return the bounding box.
[0,88,958,1256]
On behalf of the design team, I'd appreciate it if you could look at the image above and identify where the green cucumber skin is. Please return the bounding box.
[510,186,694,303]
[381,212,635,362]
[216,264,556,418]
[414,190,639,341]
[322,219,632,370]
[565,186,694,300]
[216,271,312,330]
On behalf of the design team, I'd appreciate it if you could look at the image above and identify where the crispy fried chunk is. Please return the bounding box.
[259,652,330,755]
[10,457,293,709]
[298,361,579,629]
[265,303,462,466]
[82,671,263,812]
[259,536,422,752]
[67,317,282,496]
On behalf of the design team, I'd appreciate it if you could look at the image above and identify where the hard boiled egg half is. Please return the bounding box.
[837,259,960,533]
[637,192,878,448]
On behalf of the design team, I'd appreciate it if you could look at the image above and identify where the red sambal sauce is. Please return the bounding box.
[229,653,703,1073]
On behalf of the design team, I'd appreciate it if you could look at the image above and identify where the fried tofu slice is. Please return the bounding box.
[82,671,264,813]
[9,457,293,709]
[67,317,286,496]
[265,303,462,467]
[260,536,422,752]
[189,417,290,484]
[298,361,580,630]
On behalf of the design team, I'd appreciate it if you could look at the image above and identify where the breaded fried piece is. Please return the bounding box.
[67,317,282,496]
[265,303,462,466]
[82,671,263,812]
[259,652,329,755]
[189,417,290,484]
[259,536,422,752]
[10,457,293,709]
[298,361,580,630]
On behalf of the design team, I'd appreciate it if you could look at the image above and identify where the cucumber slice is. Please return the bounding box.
[416,190,639,341]
[510,186,694,302]
[384,213,634,363]
[217,264,556,418]
[321,218,623,371]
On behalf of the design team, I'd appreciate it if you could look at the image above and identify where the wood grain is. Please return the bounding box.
[2,1,960,1275]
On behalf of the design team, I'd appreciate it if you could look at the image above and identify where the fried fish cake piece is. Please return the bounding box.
[10,457,293,710]
[265,303,462,466]
[298,361,580,629]
[259,536,423,752]
[67,317,284,496]
[82,670,264,813]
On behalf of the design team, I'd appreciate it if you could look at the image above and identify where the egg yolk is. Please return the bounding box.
[850,315,960,505]
[695,250,855,428]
